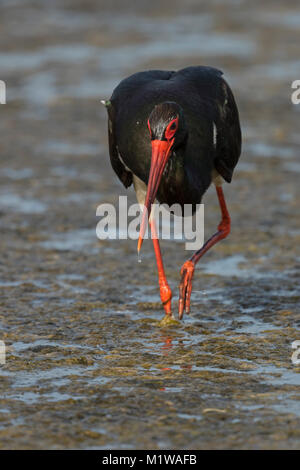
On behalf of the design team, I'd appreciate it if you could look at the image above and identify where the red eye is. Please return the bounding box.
[165,117,178,141]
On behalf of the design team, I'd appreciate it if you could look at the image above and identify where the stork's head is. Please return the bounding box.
[137,102,186,253]
[147,102,186,142]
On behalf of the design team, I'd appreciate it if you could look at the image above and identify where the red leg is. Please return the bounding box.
[150,218,172,317]
[178,185,231,319]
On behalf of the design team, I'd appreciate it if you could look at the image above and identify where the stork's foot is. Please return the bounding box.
[159,279,172,317]
[178,260,195,319]
[159,314,178,327]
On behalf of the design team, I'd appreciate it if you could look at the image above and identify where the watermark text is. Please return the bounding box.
[96,196,204,250]
[291,80,300,104]
[291,340,300,365]
[0,341,5,365]
[0,80,6,104]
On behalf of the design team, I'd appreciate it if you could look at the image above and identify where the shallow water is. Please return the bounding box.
[0,0,299,450]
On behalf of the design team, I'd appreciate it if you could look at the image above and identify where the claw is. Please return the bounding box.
[178,260,194,319]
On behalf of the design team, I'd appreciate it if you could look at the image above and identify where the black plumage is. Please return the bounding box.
[103,65,242,320]
[106,66,241,210]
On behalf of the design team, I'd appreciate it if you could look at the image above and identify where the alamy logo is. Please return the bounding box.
[96,196,204,250]
[0,341,5,365]
[0,80,6,104]
[291,340,300,365]
[291,80,300,104]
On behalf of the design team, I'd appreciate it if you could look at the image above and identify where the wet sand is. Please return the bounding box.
[0,0,299,449]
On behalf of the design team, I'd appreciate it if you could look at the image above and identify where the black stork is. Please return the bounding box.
[103,66,241,320]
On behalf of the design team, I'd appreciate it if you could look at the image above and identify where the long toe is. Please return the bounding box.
[178,260,194,319]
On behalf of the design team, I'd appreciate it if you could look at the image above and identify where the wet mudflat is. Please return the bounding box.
[0,0,299,449]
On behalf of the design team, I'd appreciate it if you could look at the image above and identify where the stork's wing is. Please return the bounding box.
[106,70,175,189]
[213,77,242,183]
[105,101,132,188]
[176,66,242,183]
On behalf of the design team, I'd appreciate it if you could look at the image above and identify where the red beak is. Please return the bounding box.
[137,139,173,254]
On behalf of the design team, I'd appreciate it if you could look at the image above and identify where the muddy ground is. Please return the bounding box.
[0,0,299,449]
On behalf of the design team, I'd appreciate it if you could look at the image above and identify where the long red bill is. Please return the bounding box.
[137,139,173,254]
